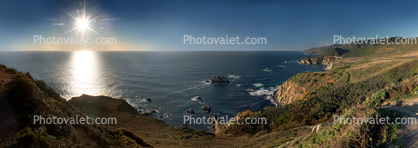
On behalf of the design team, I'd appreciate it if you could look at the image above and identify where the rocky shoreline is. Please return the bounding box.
[299,56,334,65]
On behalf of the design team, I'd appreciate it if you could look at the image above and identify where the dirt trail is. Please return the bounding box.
[0,68,20,147]
[382,99,418,147]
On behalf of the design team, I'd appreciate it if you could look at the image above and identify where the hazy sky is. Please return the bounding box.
[1,0,418,51]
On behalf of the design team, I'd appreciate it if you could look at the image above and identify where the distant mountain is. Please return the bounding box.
[303,44,341,55]
[304,37,405,55]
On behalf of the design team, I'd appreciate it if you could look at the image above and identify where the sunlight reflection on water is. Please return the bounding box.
[67,51,104,98]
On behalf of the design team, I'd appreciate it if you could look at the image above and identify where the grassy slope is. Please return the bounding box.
[320,47,349,56]
[304,37,415,56]
[220,40,418,147]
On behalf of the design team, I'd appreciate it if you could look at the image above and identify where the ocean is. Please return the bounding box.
[0,51,325,131]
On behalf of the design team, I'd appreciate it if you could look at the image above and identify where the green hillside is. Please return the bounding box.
[304,37,414,56]
[321,47,349,56]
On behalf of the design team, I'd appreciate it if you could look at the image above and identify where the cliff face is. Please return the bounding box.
[274,80,307,105]
[299,56,335,65]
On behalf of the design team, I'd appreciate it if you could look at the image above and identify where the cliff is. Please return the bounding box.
[273,70,348,106]
[299,56,335,65]
[273,80,307,105]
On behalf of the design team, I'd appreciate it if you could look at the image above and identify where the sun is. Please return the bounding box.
[77,19,89,30]
[59,0,102,39]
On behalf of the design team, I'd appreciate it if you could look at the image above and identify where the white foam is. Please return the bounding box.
[253,83,264,87]
[235,84,242,87]
[191,96,204,101]
[228,75,241,78]
[184,81,211,90]
[245,88,255,92]
[247,86,280,106]
[248,87,275,96]
[277,65,286,68]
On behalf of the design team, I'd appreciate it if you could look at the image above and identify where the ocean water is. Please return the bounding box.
[0,51,325,131]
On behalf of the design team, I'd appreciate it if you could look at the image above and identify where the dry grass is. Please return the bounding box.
[346,58,413,83]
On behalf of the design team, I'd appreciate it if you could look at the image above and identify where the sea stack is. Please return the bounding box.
[211,76,230,83]
[202,104,211,112]
[186,109,195,115]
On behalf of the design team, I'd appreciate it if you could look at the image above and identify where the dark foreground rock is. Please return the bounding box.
[70,94,139,116]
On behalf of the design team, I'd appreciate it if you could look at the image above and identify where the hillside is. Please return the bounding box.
[216,39,418,147]
[0,65,154,147]
[321,47,349,56]
[303,37,404,55]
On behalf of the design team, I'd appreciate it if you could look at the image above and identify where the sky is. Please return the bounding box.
[1,0,418,51]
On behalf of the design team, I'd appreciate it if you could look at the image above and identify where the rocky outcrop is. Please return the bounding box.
[186,109,195,115]
[211,76,230,83]
[202,104,211,112]
[274,80,307,105]
[326,62,333,70]
[299,56,335,65]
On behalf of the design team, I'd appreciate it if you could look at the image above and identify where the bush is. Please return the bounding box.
[371,89,387,104]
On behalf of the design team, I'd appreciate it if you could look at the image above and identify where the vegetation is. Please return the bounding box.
[320,47,349,56]
[218,59,418,147]
[0,65,152,147]
[297,96,401,147]
[304,37,411,56]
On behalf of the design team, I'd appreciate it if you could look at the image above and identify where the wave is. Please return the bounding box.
[247,86,280,106]
[183,81,211,91]
[253,83,263,87]
[248,87,274,96]
[228,75,241,78]
[191,96,204,101]
[262,69,271,72]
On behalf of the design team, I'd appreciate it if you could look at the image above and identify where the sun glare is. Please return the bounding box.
[59,0,102,39]
[77,19,89,30]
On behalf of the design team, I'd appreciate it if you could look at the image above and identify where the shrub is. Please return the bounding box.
[371,89,387,104]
